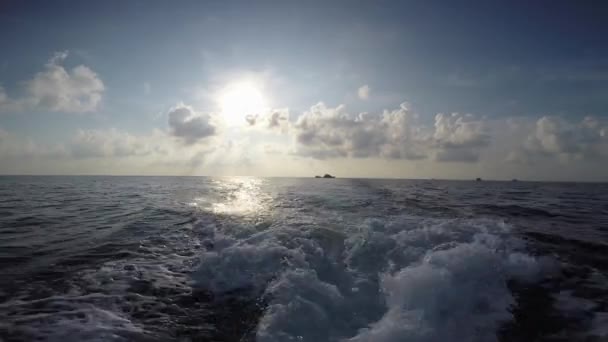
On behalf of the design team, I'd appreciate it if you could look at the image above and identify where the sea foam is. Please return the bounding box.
[191,215,551,341]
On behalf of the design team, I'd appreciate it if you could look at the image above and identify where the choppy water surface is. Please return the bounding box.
[1,176,607,341]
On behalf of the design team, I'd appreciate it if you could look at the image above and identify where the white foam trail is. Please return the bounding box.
[192,215,553,341]
[347,234,528,341]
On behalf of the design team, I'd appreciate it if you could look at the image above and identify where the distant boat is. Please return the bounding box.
[512,178,518,182]
[476,177,482,182]
[315,174,336,179]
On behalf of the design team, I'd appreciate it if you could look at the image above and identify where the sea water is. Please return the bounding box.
[1,176,607,341]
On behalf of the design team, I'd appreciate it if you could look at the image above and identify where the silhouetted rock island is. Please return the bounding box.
[315,174,336,179]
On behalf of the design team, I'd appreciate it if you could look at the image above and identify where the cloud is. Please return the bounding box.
[0,85,21,112]
[69,129,155,159]
[431,113,490,162]
[509,115,608,163]
[0,127,168,161]
[0,127,66,159]
[375,103,428,159]
[433,113,489,148]
[65,128,220,168]
[245,108,289,130]
[268,110,287,128]
[358,85,371,100]
[435,148,481,162]
[167,104,217,144]
[263,144,284,155]
[26,51,104,112]
[291,102,488,162]
[293,102,377,159]
[0,51,105,113]
[245,114,257,126]
[0,124,269,175]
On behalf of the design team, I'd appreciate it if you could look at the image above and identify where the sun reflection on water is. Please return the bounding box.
[208,177,269,216]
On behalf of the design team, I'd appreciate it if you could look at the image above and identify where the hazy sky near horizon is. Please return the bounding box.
[1,0,607,180]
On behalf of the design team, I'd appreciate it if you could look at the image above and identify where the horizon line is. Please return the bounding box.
[0,174,606,184]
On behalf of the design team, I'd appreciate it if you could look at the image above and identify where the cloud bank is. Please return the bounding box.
[508,115,608,164]
[1,97,607,180]
[70,129,155,159]
[291,102,490,162]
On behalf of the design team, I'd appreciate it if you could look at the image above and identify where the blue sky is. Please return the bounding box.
[1,0,607,180]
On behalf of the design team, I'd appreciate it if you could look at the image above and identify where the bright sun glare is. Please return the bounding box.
[218,81,267,125]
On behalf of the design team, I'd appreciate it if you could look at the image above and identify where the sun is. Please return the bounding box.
[218,81,267,125]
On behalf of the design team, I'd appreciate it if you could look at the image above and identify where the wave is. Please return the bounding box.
[192,215,553,341]
[4,178,608,341]
[475,204,561,218]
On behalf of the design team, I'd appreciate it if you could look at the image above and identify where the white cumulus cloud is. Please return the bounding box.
[0,51,105,113]
[432,113,490,162]
[291,102,489,162]
[358,84,371,100]
[508,115,608,163]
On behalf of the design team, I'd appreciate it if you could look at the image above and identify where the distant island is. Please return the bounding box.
[315,174,336,179]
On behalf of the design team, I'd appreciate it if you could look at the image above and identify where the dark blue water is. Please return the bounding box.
[1,176,607,341]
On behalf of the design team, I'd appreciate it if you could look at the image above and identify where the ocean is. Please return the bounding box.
[0,176,607,341]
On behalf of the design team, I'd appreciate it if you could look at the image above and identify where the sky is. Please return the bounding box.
[0,0,607,181]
